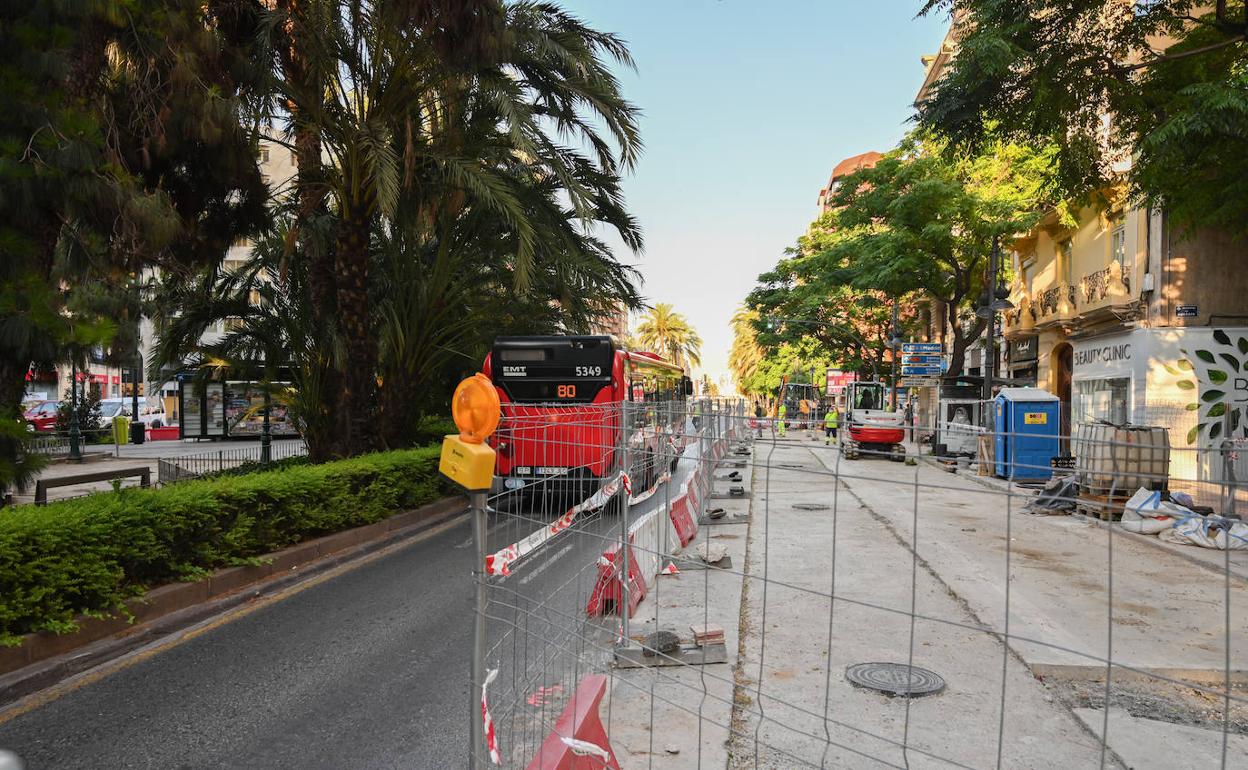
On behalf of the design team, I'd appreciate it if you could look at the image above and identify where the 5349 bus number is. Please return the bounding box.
[574,366,602,377]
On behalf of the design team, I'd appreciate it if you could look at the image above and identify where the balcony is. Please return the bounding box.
[1076,260,1133,315]
[1032,283,1077,327]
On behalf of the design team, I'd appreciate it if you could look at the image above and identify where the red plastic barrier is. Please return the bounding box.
[147,426,180,441]
[525,674,620,770]
[584,543,646,617]
[668,493,697,547]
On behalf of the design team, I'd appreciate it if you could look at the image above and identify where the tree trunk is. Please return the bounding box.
[333,209,376,456]
[944,303,986,379]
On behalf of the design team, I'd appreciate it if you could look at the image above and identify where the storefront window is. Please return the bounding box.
[1074,378,1131,425]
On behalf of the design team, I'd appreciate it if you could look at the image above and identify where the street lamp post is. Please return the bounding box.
[889,302,902,411]
[68,357,81,461]
[129,350,145,445]
[261,371,272,465]
[975,234,1014,431]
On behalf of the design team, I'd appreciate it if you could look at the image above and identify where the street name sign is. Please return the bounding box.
[900,377,941,388]
[901,365,943,376]
[901,342,943,354]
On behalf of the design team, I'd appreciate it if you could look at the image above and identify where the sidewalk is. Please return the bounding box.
[604,437,754,766]
[11,439,305,504]
[729,437,1112,768]
[941,457,1248,582]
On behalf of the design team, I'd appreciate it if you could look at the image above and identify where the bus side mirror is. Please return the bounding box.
[681,376,694,397]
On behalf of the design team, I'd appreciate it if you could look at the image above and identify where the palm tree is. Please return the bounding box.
[257,0,644,456]
[728,306,764,392]
[635,303,702,369]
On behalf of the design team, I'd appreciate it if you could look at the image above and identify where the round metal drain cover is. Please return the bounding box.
[845,662,945,698]
[793,503,830,511]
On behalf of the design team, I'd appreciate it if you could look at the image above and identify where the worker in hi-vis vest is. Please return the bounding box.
[824,406,839,445]
[777,402,787,437]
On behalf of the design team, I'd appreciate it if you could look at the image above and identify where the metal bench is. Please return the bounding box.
[34,466,151,505]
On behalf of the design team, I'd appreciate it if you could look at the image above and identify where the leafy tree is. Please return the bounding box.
[918,0,1248,235]
[769,132,1058,378]
[635,304,703,369]
[0,0,267,492]
[55,387,103,436]
[738,340,831,404]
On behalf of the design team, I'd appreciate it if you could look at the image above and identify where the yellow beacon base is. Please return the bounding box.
[441,373,501,491]
[439,434,496,491]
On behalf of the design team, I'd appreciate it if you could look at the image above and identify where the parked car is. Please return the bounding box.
[99,398,166,428]
[22,400,60,432]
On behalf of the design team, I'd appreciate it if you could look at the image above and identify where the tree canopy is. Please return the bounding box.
[918,0,1248,234]
[746,131,1059,381]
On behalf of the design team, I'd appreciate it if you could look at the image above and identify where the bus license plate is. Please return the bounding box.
[536,467,566,476]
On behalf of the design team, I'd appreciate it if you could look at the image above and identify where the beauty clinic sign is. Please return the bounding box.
[1072,335,1133,379]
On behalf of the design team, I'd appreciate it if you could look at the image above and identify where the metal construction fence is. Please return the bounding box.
[464,398,1247,769]
[156,440,308,484]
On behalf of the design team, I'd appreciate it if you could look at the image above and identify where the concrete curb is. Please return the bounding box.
[0,496,466,706]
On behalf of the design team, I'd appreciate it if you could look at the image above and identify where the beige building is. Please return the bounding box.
[918,12,1248,497]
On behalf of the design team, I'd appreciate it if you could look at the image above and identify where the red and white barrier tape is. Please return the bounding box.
[560,735,612,762]
[485,472,628,577]
[481,668,501,765]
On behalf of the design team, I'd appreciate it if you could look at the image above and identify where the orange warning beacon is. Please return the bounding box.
[440,373,500,490]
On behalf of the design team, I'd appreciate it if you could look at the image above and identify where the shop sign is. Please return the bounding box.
[1073,341,1132,368]
[1009,336,1038,363]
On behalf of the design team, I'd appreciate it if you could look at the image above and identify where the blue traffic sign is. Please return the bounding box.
[901,366,943,376]
[900,355,944,366]
[902,342,943,354]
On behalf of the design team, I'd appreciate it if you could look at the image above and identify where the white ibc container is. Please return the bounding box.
[1074,423,1170,497]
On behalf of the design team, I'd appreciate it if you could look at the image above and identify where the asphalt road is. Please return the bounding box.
[0,450,693,769]
[0,516,476,770]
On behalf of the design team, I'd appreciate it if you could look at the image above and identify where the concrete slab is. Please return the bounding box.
[1072,707,1248,770]
[817,447,1248,674]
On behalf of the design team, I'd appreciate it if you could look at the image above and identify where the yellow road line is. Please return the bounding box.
[0,514,466,726]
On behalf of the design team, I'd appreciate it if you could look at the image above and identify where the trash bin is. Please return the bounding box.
[113,415,131,445]
[993,388,1061,481]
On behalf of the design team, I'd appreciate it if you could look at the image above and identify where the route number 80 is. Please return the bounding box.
[557,384,577,398]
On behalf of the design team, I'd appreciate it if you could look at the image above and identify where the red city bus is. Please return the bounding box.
[483,335,691,507]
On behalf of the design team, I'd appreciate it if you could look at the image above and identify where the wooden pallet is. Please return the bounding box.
[1076,492,1131,521]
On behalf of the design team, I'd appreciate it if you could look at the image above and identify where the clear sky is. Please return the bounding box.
[558,0,950,389]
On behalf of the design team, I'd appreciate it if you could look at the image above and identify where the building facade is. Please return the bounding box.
[816,151,884,214]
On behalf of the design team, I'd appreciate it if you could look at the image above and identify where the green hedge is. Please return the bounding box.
[0,447,447,642]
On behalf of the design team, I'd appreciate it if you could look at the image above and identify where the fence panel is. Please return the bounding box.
[465,398,1245,769]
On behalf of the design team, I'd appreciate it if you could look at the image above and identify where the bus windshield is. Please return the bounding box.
[491,336,614,403]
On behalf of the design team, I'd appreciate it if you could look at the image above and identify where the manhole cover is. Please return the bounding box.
[845,662,945,698]
[793,503,830,511]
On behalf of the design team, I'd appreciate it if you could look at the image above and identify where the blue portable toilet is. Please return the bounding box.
[994,388,1061,481]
